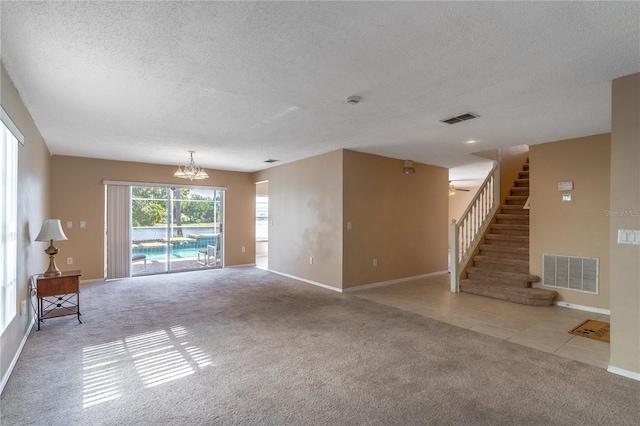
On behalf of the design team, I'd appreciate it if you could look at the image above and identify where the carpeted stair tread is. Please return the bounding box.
[519,171,529,179]
[479,244,529,255]
[500,205,530,214]
[484,234,529,248]
[505,195,528,205]
[472,255,529,268]
[460,279,557,306]
[490,224,529,236]
[496,214,530,223]
[510,187,530,194]
[466,267,539,287]
[472,255,530,273]
[514,179,529,187]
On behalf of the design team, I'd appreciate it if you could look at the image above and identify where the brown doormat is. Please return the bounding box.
[568,319,610,343]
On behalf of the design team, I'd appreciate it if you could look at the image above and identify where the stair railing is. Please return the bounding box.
[450,162,500,292]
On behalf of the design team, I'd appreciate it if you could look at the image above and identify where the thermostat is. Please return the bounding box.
[558,181,573,191]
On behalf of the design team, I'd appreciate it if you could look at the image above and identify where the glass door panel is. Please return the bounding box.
[131,186,223,275]
[132,186,169,275]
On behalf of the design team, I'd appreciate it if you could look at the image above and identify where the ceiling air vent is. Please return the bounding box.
[264,159,279,163]
[440,112,479,125]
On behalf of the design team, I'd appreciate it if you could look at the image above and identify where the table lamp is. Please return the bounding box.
[35,219,68,277]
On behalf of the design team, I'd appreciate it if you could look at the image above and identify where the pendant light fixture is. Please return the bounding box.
[174,151,209,181]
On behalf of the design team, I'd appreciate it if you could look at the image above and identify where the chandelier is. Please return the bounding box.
[174,151,209,181]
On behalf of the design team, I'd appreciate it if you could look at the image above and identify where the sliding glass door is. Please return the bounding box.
[131,186,223,275]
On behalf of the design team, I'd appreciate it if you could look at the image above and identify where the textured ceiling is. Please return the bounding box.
[1,2,639,178]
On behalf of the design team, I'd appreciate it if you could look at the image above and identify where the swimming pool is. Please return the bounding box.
[132,235,219,262]
[135,248,203,262]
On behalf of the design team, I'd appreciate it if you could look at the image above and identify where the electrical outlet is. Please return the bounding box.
[241,246,246,253]
[20,300,27,316]
[347,221,352,230]
[66,221,73,228]
[80,221,86,228]
[309,257,313,265]
[67,257,73,265]
[373,259,377,267]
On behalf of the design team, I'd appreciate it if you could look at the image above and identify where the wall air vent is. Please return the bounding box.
[440,112,479,125]
[542,254,599,294]
[264,159,279,163]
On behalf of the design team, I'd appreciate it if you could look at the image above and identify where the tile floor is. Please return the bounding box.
[351,272,610,370]
[256,254,268,269]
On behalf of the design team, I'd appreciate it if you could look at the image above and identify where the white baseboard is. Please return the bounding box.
[554,301,610,316]
[607,365,640,381]
[227,263,256,268]
[267,270,342,293]
[0,319,34,395]
[80,278,104,285]
[343,270,448,293]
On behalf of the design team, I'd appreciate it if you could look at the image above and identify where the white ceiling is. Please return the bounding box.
[1,2,638,180]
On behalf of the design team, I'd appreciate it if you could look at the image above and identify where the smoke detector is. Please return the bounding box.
[346,96,361,105]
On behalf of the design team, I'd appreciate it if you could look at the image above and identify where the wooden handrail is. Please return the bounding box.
[450,163,500,292]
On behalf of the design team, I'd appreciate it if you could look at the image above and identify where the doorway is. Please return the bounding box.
[255,181,268,269]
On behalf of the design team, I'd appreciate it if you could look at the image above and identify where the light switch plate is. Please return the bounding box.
[618,229,640,245]
[66,221,73,228]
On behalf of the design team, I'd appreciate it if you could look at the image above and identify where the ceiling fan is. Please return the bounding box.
[449,181,471,196]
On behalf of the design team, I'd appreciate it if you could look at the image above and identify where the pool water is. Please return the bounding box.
[133,235,219,263]
[139,248,203,262]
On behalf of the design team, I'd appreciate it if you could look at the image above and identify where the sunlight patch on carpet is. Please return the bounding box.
[568,319,610,343]
[82,325,214,408]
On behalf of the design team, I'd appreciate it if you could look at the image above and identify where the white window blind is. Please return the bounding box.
[106,185,132,279]
[1,120,19,333]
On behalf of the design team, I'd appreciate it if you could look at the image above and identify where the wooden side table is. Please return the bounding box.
[35,270,82,330]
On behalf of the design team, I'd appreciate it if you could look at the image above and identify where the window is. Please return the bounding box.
[1,108,22,334]
[256,195,268,242]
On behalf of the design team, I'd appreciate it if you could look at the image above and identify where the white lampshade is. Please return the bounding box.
[35,219,68,242]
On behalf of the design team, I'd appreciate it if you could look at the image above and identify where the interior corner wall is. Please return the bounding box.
[1,65,51,388]
[342,151,448,289]
[529,134,611,309]
[609,72,640,377]
[252,150,344,289]
[49,156,256,280]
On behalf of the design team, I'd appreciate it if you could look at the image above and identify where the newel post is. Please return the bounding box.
[450,219,459,293]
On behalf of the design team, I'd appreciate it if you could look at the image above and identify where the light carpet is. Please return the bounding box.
[1,267,639,425]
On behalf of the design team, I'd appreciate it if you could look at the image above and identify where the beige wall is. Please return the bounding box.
[256,181,268,195]
[609,73,640,376]
[1,65,51,384]
[253,150,448,290]
[50,156,256,280]
[529,134,611,309]
[253,150,344,288]
[342,151,448,288]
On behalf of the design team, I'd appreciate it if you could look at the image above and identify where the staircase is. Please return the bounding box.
[459,161,558,306]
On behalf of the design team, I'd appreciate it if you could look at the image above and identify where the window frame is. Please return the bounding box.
[1,107,22,334]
